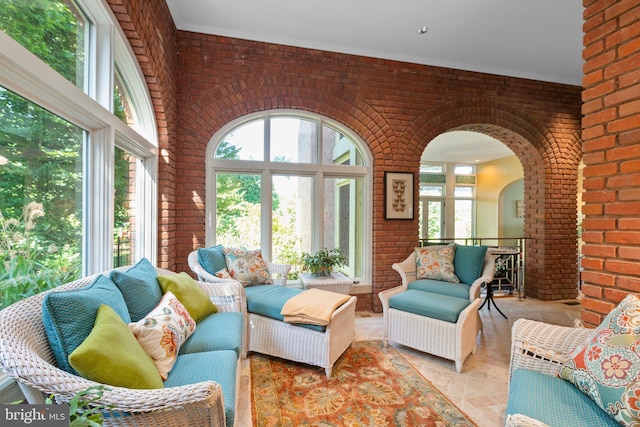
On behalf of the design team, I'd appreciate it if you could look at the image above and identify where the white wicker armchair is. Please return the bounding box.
[0,267,245,427]
[506,318,594,427]
[188,250,291,286]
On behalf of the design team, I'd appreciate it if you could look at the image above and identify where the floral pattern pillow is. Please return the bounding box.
[558,293,640,425]
[223,247,272,286]
[415,244,459,283]
[128,291,196,380]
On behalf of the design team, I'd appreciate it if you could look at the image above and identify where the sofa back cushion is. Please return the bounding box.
[42,274,131,374]
[453,245,488,285]
[197,245,230,277]
[110,257,163,322]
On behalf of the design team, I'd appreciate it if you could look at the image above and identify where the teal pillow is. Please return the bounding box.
[197,245,227,275]
[453,245,488,286]
[42,274,131,374]
[110,257,162,322]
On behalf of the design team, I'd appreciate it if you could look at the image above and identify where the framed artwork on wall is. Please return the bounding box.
[384,171,414,220]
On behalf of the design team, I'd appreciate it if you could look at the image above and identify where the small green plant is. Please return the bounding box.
[46,386,111,426]
[299,247,346,277]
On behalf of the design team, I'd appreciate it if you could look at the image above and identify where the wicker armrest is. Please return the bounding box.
[469,252,496,299]
[509,318,593,381]
[391,253,417,289]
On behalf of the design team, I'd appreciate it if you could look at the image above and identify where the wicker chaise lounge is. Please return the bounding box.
[189,250,356,376]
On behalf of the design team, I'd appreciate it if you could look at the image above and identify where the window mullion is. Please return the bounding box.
[84,127,115,275]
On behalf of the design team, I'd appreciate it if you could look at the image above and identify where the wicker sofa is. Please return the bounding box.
[0,263,245,427]
[379,245,495,372]
[506,318,620,427]
[189,250,356,376]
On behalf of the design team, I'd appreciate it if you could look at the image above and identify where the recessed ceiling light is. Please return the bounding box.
[417,26,429,35]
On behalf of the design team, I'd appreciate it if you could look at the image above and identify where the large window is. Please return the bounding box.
[0,0,157,308]
[208,111,371,281]
[419,163,476,242]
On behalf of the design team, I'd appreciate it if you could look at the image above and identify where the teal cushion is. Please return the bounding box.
[388,289,469,323]
[179,312,244,358]
[507,369,619,427]
[164,350,237,427]
[244,285,325,332]
[110,258,162,322]
[197,245,227,275]
[408,279,471,300]
[453,245,488,285]
[42,274,131,374]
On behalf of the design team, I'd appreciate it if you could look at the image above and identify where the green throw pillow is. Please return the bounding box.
[157,272,217,322]
[68,304,164,389]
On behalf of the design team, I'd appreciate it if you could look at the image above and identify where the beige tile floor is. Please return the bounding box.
[237,295,582,426]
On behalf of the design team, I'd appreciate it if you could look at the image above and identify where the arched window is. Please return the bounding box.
[0,0,157,308]
[207,110,371,282]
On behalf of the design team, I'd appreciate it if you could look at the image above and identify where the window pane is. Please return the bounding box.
[455,199,473,240]
[215,120,264,161]
[420,185,443,197]
[270,117,317,163]
[456,175,476,184]
[420,164,444,174]
[322,125,363,166]
[455,165,474,175]
[114,72,133,125]
[272,175,314,267]
[455,186,473,198]
[0,0,88,90]
[324,177,362,277]
[0,86,83,308]
[215,172,261,248]
[114,147,136,267]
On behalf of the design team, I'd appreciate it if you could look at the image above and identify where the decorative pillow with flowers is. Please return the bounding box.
[558,293,640,425]
[222,247,272,287]
[414,244,459,283]
[128,291,196,380]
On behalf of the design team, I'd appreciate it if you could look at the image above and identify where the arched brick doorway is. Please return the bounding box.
[406,99,582,300]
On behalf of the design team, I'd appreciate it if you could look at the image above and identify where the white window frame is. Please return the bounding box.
[0,0,157,275]
[206,109,372,285]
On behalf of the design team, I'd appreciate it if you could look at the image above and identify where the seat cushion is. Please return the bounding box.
[453,245,488,285]
[408,279,471,300]
[42,274,131,374]
[164,350,237,427]
[179,311,244,358]
[507,369,619,427]
[244,285,325,332]
[388,289,469,323]
[110,257,163,322]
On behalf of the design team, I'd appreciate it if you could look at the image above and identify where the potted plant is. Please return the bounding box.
[299,247,346,277]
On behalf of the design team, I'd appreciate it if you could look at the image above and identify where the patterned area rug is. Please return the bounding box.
[250,340,477,426]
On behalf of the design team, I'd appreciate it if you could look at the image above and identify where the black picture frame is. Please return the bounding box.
[384,171,414,220]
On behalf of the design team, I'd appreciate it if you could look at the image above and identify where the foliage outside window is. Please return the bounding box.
[211,112,369,279]
[0,87,83,309]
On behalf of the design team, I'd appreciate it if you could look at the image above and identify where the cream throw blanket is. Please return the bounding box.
[280,288,351,326]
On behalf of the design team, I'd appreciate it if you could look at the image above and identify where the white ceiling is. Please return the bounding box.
[165,0,583,162]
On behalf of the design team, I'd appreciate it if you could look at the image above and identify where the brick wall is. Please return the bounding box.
[174,32,582,312]
[106,0,178,269]
[581,1,640,327]
[108,5,583,312]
